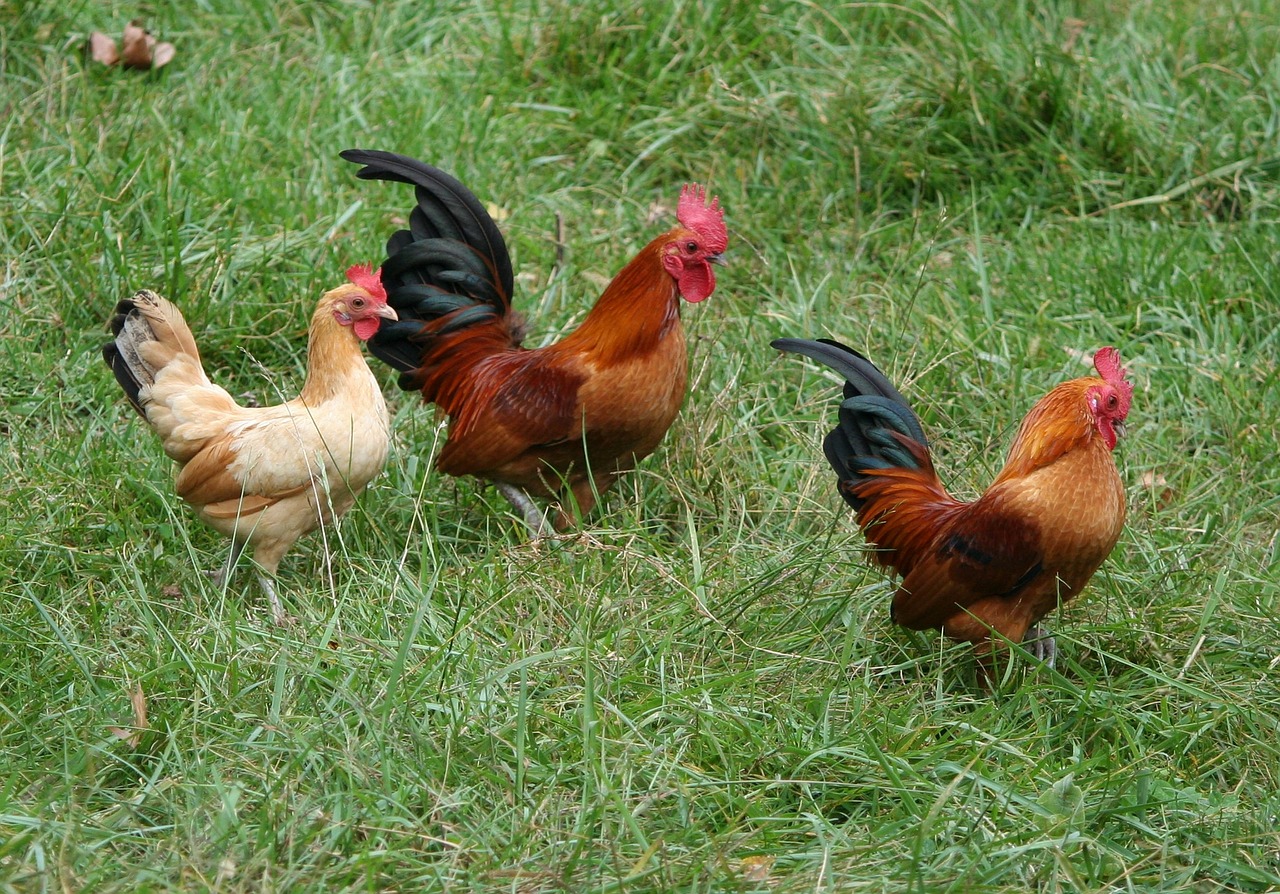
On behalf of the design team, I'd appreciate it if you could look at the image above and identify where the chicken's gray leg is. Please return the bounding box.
[257,573,291,627]
[1024,626,1057,668]
[495,482,552,538]
[210,539,247,588]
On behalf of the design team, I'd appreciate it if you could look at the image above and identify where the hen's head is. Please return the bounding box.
[328,264,397,340]
[661,184,728,303]
[1087,347,1134,450]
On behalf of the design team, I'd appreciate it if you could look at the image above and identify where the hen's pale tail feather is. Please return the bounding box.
[103,290,205,417]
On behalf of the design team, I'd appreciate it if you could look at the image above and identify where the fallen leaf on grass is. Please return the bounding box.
[735,855,776,884]
[108,684,149,747]
[88,32,119,66]
[87,20,175,71]
[1140,471,1175,510]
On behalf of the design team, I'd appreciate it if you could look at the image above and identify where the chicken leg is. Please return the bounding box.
[496,482,553,538]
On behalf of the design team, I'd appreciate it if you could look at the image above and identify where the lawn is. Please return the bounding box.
[3,0,1279,890]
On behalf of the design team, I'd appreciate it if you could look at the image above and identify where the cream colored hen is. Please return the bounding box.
[103,266,396,622]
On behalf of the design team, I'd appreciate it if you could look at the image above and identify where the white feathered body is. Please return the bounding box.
[105,286,392,577]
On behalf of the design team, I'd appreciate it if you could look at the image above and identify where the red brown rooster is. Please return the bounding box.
[774,338,1133,677]
[103,267,396,622]
[342,149,728,534]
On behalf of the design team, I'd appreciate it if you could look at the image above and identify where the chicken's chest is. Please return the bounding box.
[230,368,390,502]
[998,442,1126,573]
[576,324,689,453]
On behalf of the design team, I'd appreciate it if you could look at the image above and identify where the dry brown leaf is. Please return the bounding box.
[88,32,120,66]
[108,684,149,747]
[1140,471,1175,510]
[121,21,175,70]
[736,855,776,884]
[89,20,175,70]
[120,21,152,68]
[151,41,176,69]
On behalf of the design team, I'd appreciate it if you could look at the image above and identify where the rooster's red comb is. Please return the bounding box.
[346,263,388,302]
[1093,347,1127,383]
[1093,346,1134,414]
[677,184,728,254]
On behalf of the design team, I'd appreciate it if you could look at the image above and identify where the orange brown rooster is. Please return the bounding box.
[774,338,1133,678]
[103,267,396,623]
[342,149,728,534]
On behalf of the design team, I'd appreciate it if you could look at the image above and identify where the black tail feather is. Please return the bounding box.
[774,337,929,511]
[103,295,153,417]
[340,149,514,300]
[342,149,518,384]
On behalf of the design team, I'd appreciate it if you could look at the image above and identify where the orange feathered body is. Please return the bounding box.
[855,381,1126,649]
[773,338,1132,668]
[424,240,692,517]
[344,150,727,530]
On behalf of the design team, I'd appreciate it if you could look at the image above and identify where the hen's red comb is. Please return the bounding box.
[346,263,388,302]
[677,184,728,254]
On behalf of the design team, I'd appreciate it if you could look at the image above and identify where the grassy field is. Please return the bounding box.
[4,0,1280,890]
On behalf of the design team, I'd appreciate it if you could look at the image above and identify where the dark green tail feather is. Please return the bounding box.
[341,149,517,380]
[774,337,929,511]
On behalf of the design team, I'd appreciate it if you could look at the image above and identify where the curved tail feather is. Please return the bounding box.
[341,149,519,389]
[774,337,963,577]
[103,290,205,418]
[773,338,929,507]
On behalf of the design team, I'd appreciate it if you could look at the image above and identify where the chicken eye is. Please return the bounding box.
[685,241,698,253]
[1106,393,1118,410]
[351,297,366,309]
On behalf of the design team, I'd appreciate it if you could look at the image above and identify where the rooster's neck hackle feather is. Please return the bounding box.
[996,379,1104,483]
[561,238,683,365]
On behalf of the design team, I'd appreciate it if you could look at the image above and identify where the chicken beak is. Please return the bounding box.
[375,303,399,321]
[707,253,726,267]
[1114,420,1127,439]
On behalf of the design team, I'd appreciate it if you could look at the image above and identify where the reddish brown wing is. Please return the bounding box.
[436,355,586,476]
[890,496,1045,630]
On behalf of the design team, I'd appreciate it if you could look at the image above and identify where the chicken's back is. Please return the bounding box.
[104,290,247,464]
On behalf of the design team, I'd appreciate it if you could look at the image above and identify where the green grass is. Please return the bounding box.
[4,0,1280,890]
